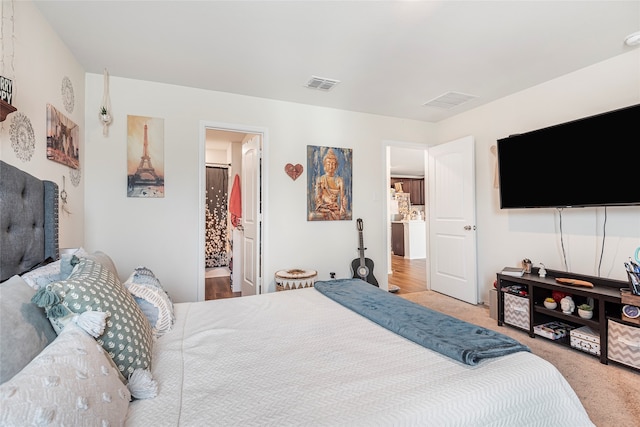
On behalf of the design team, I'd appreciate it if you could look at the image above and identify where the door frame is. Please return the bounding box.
[198,121,268,301]
[382,140,430,291]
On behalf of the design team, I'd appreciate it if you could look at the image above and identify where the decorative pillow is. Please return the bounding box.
[32,258,154,380]
[20,247,88,290]
[20,259,65,290]
[0,322,131,426]
[0,275,57,384]
[84,250,119,278]
[65,247,119,278]
[124,266,175,338]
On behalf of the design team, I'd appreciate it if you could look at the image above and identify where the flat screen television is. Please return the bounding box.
[497,103,640,209]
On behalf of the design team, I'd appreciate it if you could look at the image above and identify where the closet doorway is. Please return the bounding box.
[200,124,266,301]
[204,162,236,299]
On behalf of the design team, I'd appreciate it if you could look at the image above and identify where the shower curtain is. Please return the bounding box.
[205,166,229,268]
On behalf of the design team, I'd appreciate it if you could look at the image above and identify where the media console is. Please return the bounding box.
[497,268,639,370]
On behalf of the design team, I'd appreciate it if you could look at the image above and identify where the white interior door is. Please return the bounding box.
[428,135,478,304]
[241,135,261,296]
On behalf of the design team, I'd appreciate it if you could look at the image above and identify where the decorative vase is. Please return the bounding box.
[578,308,593,319]
[99,111,112,136]
[560,296,575,314]
[544,300,557,310]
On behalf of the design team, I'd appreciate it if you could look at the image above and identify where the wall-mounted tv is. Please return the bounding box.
[497,103,640,209]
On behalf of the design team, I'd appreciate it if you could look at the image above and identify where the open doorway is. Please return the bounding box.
[204,129,242,300]
[199,122,267,301]
[385,142,429,295]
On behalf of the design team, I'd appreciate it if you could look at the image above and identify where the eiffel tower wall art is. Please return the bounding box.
[127,115,165,198]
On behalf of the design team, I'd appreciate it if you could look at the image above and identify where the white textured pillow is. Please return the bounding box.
[0,322,131,426]
[124,266,175,338]
[21,259,64,290]
[20,247,89,290]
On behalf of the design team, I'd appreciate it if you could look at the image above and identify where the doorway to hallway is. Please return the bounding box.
[385,142,429,293]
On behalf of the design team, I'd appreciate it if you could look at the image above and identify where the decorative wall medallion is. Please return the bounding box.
[69,165,81,187]
[61,76,74,113]
[9,112,35,162]
[285,163,303,180]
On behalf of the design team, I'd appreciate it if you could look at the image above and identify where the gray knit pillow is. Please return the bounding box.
[0,275,57,383]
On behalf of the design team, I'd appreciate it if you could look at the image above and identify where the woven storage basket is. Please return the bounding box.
[275,269,317,291]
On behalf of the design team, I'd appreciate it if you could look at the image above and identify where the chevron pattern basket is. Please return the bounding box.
[504,293,530,330]
[607,319,640,369]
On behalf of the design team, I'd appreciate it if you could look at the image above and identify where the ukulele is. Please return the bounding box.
[351,218,379,287]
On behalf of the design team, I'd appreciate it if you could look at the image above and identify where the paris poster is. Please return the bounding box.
[127,115,164,198]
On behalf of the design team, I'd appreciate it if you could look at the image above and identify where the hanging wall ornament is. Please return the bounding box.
[285,163,303,180]
[60,175,71,215]
[99,68,112,136]
[61,76,74,113]
[9,112,35,162]
[69,165,81,187]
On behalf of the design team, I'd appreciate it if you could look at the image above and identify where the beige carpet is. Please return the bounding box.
[400,290,639,427]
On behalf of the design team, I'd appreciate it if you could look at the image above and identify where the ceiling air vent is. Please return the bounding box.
[305,76,340,91]
[422,91,477,109]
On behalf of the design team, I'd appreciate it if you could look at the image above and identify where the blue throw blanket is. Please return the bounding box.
[314,279,529,366]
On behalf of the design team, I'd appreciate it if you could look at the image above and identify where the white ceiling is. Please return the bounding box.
[390,146,426,178]
[34,1,640,124]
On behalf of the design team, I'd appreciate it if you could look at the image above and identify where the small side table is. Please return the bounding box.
[275,269,317,291]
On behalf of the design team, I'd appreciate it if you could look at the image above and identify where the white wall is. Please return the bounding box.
[7,1,639,307]
[83,74,434,302]
[0,1,85,249]
[437,50,640,304]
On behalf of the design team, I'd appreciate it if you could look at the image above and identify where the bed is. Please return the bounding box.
[0,160,594,426]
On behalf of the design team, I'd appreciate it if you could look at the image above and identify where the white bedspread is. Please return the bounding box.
[126,288,593,426]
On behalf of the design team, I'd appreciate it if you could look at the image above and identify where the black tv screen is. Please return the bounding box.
[497,103,640,209]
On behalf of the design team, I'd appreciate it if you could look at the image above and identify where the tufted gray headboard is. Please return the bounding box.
[0,161,59,282]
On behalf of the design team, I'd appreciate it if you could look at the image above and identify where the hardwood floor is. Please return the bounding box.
[205,276,241,300]
[205,255,426,300]
[388,255,427,294]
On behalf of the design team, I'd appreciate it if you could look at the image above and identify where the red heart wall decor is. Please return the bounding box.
[285,163,303,181]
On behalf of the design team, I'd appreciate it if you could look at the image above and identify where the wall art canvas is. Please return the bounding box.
[127,115,164,198]
[46,104,79,169]
[307,145,352,221]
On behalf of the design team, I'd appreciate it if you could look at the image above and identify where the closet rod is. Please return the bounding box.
[206,162,231,168]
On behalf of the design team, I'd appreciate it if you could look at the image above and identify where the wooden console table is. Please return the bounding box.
[497,268,638,369]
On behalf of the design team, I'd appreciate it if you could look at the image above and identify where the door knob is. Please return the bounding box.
[464,225,476,230]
